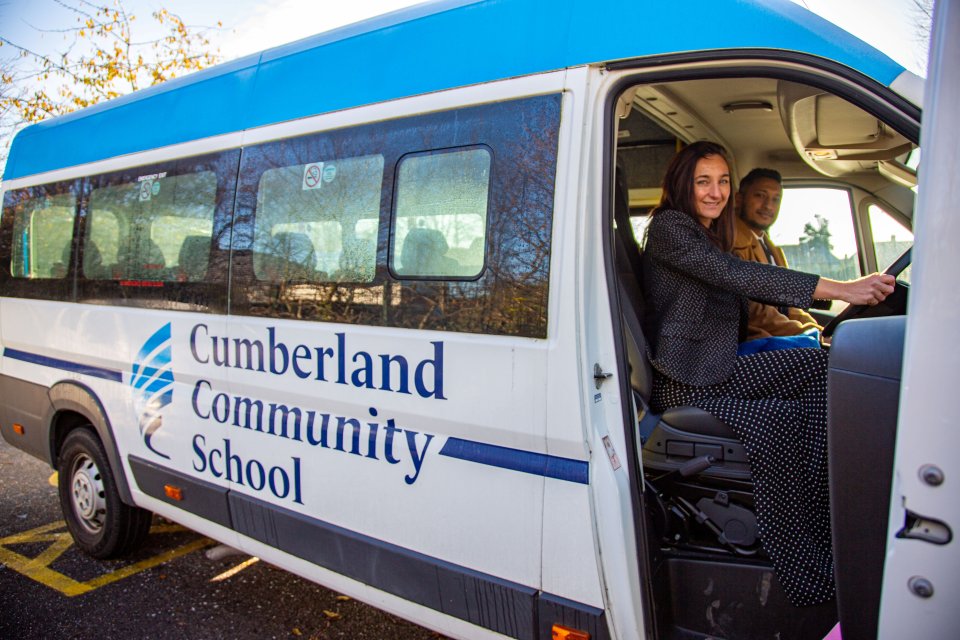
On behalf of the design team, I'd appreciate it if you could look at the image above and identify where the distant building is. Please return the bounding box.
[779,236,911,279]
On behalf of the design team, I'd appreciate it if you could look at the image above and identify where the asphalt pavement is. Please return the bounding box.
[0,436,446,639]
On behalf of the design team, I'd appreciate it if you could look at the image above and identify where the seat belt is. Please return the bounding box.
[637,401,661,443]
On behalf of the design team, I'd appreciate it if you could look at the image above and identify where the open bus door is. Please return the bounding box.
[878,0,960,636]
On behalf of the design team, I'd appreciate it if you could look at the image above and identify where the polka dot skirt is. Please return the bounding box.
[651,348,835,606]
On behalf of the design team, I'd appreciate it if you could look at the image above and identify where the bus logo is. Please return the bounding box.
[131,323,175,460]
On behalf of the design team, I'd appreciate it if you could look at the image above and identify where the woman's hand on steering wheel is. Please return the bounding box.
[821,248,912,338]
[840,273,896,306]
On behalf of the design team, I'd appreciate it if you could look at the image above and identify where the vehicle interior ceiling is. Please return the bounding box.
[615,76,918,229]
[613,76,918,637]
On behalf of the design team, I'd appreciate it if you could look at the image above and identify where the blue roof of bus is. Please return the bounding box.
[3,0,906,181]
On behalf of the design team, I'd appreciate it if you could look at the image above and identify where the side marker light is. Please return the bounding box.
[13,423,25,435]
[552,625,590,640]
[164,485,184,501]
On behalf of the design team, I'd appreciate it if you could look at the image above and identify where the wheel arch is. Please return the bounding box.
[45,381,136,505]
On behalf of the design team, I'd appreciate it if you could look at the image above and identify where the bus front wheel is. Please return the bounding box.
[58,428,153,558]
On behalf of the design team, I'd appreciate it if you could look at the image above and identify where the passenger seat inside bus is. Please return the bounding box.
[178,235,211,281]
[400,227,458,275]
[265,232,317,282]
[120,238,166,279]
[78,241,106,279]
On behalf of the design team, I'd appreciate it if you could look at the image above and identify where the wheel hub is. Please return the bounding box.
[70,454,106,534]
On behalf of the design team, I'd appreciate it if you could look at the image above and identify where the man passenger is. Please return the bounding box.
[733,168,822,350]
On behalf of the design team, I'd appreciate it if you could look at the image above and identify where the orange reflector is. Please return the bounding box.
[13,423,25,435]
[552,625,590,640]
[164,485,184,501]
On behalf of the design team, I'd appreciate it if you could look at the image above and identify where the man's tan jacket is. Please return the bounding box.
[732,216,822,339]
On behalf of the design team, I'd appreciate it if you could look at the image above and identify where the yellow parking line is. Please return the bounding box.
[0,520,67,544]
[0,520,214,597]
[28,532,74,569]
[0,541,94,596]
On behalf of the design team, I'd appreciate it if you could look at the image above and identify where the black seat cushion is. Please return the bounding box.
[661,405,737,439]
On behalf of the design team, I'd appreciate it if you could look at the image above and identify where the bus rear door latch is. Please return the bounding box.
[594,364,613,389]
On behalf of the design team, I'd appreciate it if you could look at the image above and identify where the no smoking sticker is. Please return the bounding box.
[302,162,324,190]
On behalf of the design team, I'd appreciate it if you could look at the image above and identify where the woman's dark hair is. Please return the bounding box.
[652,141,735,251]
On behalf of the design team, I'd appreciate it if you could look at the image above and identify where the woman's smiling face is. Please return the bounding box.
[692,154,730,227]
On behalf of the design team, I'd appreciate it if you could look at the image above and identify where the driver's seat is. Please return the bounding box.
[618,269,752,481]
[615,220,759,553]
[613,174,751,482]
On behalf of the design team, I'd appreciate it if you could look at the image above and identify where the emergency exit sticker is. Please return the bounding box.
[303,162,324,190]
[137,171,167,201]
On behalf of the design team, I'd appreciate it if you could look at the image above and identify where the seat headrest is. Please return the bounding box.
[400,226,449,274]
[178,235,210,280]
[272,232,316,267]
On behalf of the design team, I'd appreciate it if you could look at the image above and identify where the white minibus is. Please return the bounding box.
[1,0,957,638]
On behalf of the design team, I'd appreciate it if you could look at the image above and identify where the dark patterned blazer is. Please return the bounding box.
[641,209,819,386]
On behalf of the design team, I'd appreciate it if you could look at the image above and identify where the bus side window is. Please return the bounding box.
[86,171,217,282]
[8,190,77,280]
[83,209,118,279]
[229,94,560,337]
[251,154,384,285]
[391,147,490,279]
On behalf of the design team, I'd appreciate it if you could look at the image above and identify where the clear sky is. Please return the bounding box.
[0,0,931,76]
[792,0,930,75]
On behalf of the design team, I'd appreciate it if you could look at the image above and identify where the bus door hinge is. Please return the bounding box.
[594,363,613,389]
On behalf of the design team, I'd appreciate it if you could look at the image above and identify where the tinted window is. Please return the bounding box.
[228,95,561,337]
[86,170,217,282]
[76,150,239,313]
[392,148,490,279]
[0,180,79,301]
[10,191,77,279]
[253,154,384,283]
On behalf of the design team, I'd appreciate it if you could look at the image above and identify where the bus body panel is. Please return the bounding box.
[0,65,608,639]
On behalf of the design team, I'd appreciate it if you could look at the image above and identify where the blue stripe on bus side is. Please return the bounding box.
[2,348,123,383]
[439,437,589,484]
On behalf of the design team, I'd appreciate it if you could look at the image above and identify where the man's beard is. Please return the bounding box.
[741,212,771,232]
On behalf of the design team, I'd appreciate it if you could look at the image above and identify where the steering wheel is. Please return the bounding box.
[821,248,911,338]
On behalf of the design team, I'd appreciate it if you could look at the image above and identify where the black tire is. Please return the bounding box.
[57,427,153,558]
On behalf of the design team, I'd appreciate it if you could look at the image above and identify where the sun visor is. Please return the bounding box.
[778,81,914,178]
